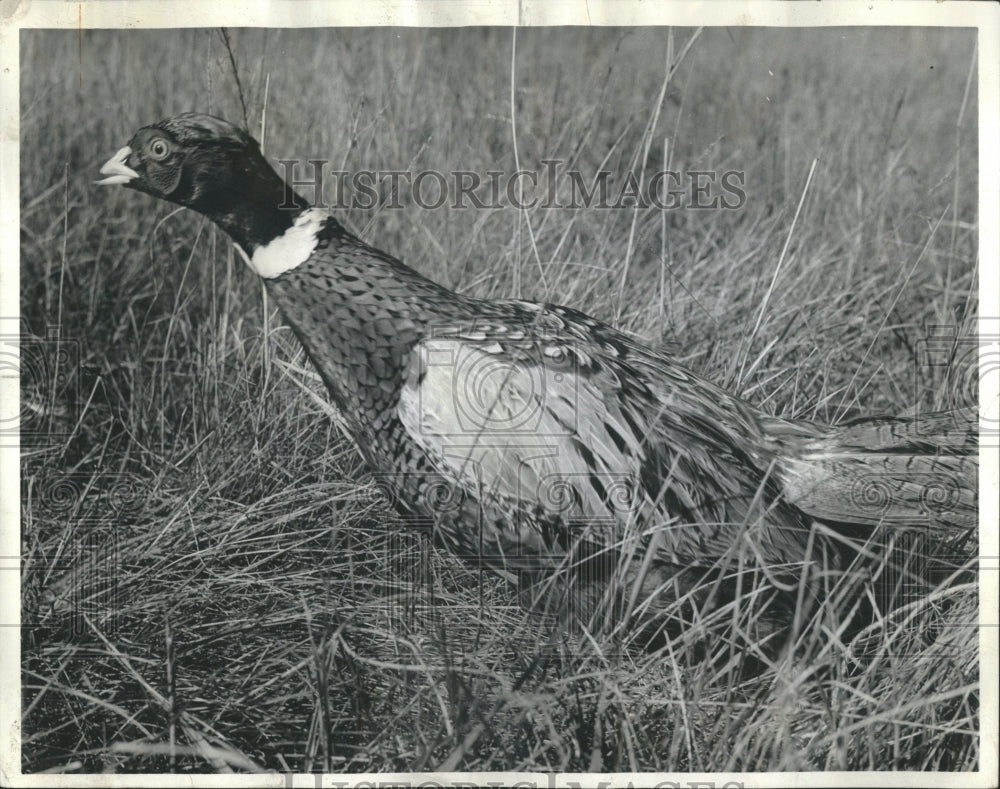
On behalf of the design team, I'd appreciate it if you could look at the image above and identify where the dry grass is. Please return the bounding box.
[19,27,979,773]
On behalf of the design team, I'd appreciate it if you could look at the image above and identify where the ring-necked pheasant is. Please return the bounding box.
[98,113,977,652]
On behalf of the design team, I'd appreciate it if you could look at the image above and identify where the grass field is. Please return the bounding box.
[18,26,980,773]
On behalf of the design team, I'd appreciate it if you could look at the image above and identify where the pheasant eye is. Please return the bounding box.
[148,138,170,160]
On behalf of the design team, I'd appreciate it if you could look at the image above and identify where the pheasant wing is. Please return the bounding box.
[396,324,654,557]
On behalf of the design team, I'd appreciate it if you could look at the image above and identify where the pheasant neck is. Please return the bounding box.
[201,163,311,254]
[262,224,466,452]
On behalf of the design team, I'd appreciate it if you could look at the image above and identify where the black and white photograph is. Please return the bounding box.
[2,1,997,784]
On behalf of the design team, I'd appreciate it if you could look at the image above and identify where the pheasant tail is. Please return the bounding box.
[774,411,977,535]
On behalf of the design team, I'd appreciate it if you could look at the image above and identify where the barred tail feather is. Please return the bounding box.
[773,411,978,534]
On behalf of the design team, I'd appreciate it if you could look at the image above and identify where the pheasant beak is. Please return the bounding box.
[96,146,139,186]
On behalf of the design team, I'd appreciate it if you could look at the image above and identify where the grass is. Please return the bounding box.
[18,26,979,773]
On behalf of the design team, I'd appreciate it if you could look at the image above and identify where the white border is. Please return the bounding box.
[1,2,997,787]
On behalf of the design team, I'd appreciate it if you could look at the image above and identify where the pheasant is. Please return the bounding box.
[98,113,977,652]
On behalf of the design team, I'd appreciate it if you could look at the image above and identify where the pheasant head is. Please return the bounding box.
[97,112,309,253]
